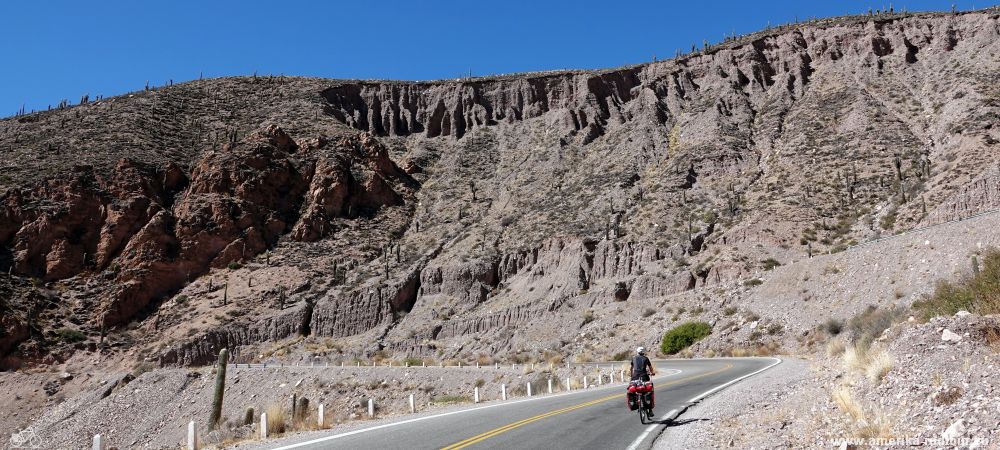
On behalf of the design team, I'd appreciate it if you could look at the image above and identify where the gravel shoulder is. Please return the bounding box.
[652,356,814,449]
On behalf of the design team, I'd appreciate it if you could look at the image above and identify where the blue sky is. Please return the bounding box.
[1,0,991,115]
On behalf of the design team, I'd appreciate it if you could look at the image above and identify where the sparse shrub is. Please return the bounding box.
[743,278,763,287]
[848,306,907,346]
[474,378,485,388]
[823,318,844,336]
[660,321,712,355]
[723,306,738,316]
[913,248,1000,320]
[131,361,156,377]
[931,386,964,406]
[766,323,783,335]
[433,395,470,404]
[761,258,781,271]
[642,308,655,318]
[55,328,86,343]
[244,407,255,426]
[581,309,595,326]
[611,350,631,361]
[227,261,242,270]
[402,357,423,367]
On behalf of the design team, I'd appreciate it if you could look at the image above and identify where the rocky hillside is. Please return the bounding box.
[0,8,998,377]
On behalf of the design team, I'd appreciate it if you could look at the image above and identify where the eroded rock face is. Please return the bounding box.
[323,70,641,143]
[0,126,412,334]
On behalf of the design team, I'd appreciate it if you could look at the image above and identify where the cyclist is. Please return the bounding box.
[630,346,656,415]
[630,346,656,381]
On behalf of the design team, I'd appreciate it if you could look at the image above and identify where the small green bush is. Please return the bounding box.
[227,261,242,270]
[761,258,782,271]
[848,305,907,347]
[743,278,763,287]
[55,328,86,343]
[660,321,712,355]
[913,249,1000,320]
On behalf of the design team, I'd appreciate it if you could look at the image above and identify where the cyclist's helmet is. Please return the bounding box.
[636,346,646,355]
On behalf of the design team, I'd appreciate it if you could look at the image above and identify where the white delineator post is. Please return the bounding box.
[187,420,198,450]
[599,372,603,385]
[92,434,104,450]
[260,412,268,439]
[566,377,571,391]
[409,394,415,413]
[368,398,375,417]
[318,404,325,428]
[527,382,532,397]
[584,376,589,389]
[548,378,553,394]
[474,387,481,403]
[501,384,507,401]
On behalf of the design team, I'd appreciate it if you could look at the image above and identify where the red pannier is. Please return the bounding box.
[626,380,655,410]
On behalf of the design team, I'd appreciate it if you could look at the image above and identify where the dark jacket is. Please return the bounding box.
[631,354,652,380]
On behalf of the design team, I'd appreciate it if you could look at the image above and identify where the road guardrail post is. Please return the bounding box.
[501,384,507,400]
[584,376,588,389]
[566,377,571,391]
[187,420,198,450]
[260,412,268,439]
[318,404,325,427]
[548,378,552,394]
[474,387,480,403]
[368,398,375,417]
[409,393,415,413]
[527,382,532,397]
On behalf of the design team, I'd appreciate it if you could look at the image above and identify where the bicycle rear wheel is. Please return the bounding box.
[638,401,647,424]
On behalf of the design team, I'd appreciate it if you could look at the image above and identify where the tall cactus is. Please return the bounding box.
[209,348,229,430]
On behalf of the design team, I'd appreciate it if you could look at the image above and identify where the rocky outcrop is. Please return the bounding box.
[0,126,414,335]
[322,70,642,143]
[924,164,1000,225]
[158,306,309,366]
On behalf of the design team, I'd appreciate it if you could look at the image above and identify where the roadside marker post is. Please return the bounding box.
[527,382,532,397]
[474,387,481,403]
[409,394,415,413]
[368,398,375,417]
[548,378,553,394]
[476,362,480,368]
[584,376,589,389]
[92,434,104,450]
[566,377,571,391]
[501,384,507,400]
[260,413,268,439]
[599,372,603,385]
[318,404,325,427]
[187,421,198,450]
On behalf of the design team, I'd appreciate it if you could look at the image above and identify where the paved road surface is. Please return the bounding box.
[261,357,780,450]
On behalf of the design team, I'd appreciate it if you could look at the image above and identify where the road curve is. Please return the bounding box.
[260,357,780,450]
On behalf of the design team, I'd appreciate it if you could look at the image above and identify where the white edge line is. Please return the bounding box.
[687,357,782,403]
[626,357,783,450]
[269,369,683,449]
[625,409,678,450]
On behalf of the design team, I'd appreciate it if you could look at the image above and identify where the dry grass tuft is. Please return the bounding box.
[843,344,869,372]
[832,386,865,423]
[265,404,287,435]
[865,348,893,384]
[826,338,846,357]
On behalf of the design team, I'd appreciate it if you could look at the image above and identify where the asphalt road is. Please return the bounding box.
[262,357,780,450]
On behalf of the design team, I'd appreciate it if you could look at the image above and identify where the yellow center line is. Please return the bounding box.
[440,363,734,450]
